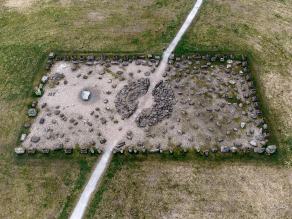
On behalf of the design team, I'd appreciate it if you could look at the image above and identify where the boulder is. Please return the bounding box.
[28,108,37,117]
[220,146,230,153]
[41,76,49,84]
[266,145,277,154]
[48,52,55,59]
[254,147,265,154]
[249,140,257,147]
[31,136,40,143]
[81,90,91,101]
[15,147,25,155]
[20,133,27,142]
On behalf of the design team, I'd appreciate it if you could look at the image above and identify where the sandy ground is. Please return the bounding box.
[22,56,267,153]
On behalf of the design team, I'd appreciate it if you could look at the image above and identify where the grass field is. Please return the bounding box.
[0,0,291,218]
[89,155,291,219]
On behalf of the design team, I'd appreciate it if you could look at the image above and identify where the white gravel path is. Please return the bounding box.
[70,1,204,218]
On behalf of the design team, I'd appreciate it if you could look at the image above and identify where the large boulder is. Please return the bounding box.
[81,90,91,101]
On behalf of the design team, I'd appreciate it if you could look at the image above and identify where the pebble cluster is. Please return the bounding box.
[135,80,175,127]
[115,78,150,119]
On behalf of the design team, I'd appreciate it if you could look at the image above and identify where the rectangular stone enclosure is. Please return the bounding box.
[17,53,275,155]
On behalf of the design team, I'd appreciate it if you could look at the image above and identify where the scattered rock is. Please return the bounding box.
[115,78,150,119]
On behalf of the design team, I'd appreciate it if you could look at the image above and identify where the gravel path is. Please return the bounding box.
[70,1,204,218]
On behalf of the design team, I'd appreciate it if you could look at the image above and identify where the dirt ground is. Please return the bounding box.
[91,158,292,219]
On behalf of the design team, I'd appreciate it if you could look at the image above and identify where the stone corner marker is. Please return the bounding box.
[70,1,204,219]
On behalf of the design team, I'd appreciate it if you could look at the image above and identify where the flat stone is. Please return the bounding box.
[230,147,238,153]
[100,138,107,144]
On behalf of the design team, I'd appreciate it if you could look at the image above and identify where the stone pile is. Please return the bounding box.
[115,78,150,119]
[136,80,176,127]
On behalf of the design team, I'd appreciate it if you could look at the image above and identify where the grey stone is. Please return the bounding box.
[15,147,25,155]
[81,90,91,101]
[240,122,246,129]
[28,108,37,117]
[39,118,45,124]
[220,146,230,153]
[249,140,257,147]
[266,145,277,154]
[31,136,40,143]
[20,133,27,142]
[254,147,265,154]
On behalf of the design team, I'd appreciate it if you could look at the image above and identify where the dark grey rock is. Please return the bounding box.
[31,136,40,143]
